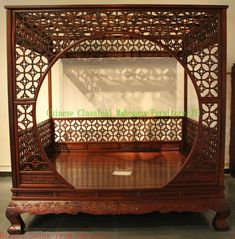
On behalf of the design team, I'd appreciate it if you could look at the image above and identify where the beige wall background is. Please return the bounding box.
[51,58,185,117]
[0,0,234,171]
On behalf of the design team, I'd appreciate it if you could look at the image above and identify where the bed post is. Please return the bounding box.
[48,69,52,118]
[230,64,235,177]
[211,7,230,231]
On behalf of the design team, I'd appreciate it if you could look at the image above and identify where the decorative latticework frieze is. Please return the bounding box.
[14,8,219,63]
[64,37,168,57]
[54,117,183,142]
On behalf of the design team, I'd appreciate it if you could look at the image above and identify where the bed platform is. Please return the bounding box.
[54,151,186,189]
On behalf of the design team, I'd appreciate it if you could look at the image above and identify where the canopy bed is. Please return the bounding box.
[5,4,229,233]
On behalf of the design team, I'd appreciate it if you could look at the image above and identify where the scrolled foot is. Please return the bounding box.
[212,201,231,231]
[6,204,25,234]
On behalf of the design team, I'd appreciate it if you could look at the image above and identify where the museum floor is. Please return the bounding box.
[1,175,235,239]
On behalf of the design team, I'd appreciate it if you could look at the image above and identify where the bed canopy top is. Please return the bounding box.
[7,4,225,59]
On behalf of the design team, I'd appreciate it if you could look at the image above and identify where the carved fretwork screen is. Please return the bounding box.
[7,5,226,176]
[53,117,183,143]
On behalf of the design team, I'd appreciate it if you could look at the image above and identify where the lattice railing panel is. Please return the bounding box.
[37,120,53,149]
[18,119,53,171]
[184,118,198,153]
[17,103,48,171]
[53,117,183,142]
[184,118,217,170]
[18,130,49,171]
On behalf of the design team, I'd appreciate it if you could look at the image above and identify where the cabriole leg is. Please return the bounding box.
[6,203,25,234]
[212,200,231,231]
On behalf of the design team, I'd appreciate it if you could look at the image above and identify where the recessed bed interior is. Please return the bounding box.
[34,114,200,189]
[53,151,186,189]
[34,55,200,190]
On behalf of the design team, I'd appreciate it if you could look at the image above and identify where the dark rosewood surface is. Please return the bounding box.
[230,64,235,177]
[54,151,185,189]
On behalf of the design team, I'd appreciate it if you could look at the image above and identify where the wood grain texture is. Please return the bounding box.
[54,151,186,189]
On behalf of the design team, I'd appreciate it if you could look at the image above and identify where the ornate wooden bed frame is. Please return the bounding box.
[5,4,230,234]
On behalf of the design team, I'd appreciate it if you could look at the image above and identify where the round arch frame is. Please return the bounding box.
[33,31,202,188]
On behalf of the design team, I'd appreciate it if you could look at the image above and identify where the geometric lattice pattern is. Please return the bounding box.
[17,104,33,131]
[202,103,218,129]
[185,118,217,170]
[54,117,183,142]
[14,8,219,101]
[37,120,53,149]
[184,118,198,153]
[195,126,218,170]
[16,46,48,99]
[68,37,165,56]
[15,8,219,59]
[18,129,49,171]
[18,119,53,171]
[187,44,219,98]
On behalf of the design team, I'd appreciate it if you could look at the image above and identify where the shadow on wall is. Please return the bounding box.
[60,57,181,113]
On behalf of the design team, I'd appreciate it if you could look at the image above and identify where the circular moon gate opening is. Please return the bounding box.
[36,35,200,190]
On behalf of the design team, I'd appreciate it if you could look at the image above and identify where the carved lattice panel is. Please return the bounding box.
[184,118,198,153]
[14,8,219,101]
[18,130,49,171]
[197,126,217,168]
[202,102,218,129]
[15,46,48,99]
[37,120,53,149]
[15,17,52,57]
[186,41,219,170]
[68,37,164,54]
[184,12,218,53]
[17,105,50,171]
[54,117,182,142]
[184,118,217,170]
[187,44,219,98]
[14,8,219,100]
[186,127,217,170]
[15,9,219,57]
[17,104,33,132]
